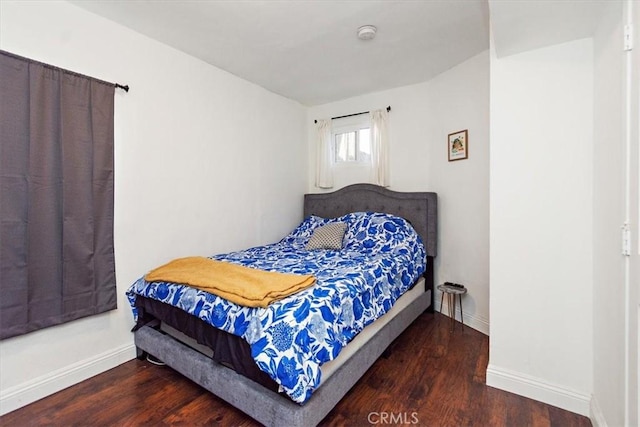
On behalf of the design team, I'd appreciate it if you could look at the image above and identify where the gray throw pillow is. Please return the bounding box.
[305,222,347,250]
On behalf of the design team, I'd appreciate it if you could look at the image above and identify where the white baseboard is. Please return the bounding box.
[590,395,608,427]
[436,299,490,336]
[0,343,136,416]
[486,364,591,416]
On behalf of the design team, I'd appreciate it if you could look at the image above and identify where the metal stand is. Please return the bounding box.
[437,284,467,331]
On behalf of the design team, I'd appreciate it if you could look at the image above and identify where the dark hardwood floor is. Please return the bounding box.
[0,312,591,426]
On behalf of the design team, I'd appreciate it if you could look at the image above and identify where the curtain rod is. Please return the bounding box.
[115,83,130,92]
[314,105,391,124]
[0,49,129,93]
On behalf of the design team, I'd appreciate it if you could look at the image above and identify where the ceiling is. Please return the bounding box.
[69,0,607,107]
[489,0,608,58]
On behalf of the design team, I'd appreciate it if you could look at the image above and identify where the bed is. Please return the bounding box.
[128,183,437,426]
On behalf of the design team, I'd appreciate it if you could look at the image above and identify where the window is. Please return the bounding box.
[333,125,371,163]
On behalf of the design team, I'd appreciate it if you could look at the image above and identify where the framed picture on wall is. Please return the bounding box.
[448,129,468,161]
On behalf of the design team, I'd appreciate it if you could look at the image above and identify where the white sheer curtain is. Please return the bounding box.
[370,109,390,187]
[315,119,334,189]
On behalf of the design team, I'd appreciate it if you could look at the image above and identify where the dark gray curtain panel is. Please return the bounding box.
[0,51,116,340]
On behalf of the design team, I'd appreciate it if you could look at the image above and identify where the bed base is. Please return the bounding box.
[426,255,435,312]
[135,289,431,427]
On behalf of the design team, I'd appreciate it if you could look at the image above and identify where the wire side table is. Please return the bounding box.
[437,284,467,331]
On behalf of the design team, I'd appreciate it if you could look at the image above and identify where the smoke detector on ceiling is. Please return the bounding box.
[357,25,377,41]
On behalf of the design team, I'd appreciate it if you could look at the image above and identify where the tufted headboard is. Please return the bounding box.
[303,184,437,258]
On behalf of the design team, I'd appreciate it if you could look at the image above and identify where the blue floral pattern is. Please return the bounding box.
[126,212,426,403]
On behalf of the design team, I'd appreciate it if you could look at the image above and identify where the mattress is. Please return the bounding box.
[139,276,426,393]
[128,211,427,403]
[319,276,425,383]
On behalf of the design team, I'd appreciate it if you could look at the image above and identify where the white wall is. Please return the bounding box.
[591,3,627,426]
[488,38,594,415]
[307,51,490,334]
[0,0,306,414]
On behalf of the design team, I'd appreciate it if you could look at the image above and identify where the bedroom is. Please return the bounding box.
[0,1,638,426]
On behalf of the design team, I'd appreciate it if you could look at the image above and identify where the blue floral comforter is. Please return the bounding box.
[127,212,426,404]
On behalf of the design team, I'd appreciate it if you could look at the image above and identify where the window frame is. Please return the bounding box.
[331,115,372,165]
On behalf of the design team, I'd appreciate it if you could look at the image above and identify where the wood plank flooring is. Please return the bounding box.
[0,313,592,426]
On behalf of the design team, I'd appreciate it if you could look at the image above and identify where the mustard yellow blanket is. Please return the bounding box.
[144,256,316,308]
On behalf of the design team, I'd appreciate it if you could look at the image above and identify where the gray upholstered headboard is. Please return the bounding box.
[303,184,437,258]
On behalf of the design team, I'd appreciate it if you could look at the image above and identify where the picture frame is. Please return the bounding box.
[448,129,468,161]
